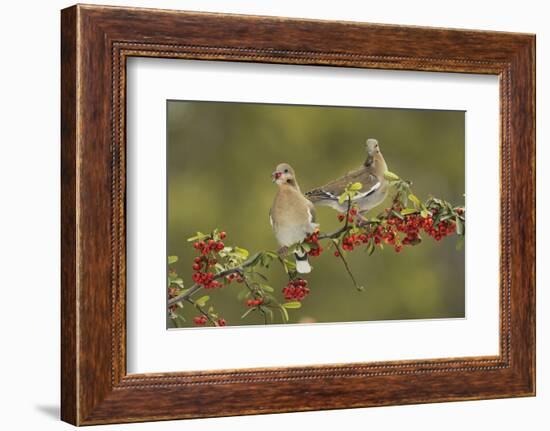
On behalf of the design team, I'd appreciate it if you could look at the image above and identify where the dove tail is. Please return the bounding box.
[295,251,311,274]
[305,189,338,203]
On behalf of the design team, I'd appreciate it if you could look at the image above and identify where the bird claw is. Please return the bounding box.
[277,246,289,256]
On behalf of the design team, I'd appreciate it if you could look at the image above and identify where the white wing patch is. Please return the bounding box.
[352,181,380,200]
[269,214,273,227]
[314,181,381,202]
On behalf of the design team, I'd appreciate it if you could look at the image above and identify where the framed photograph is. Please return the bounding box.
[61,4,535,425]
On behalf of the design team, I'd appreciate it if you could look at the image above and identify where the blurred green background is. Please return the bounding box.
[167,100,465,328]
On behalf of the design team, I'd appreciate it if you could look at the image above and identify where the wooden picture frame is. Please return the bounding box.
[61,4,535,425]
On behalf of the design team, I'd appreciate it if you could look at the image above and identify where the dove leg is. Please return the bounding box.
[277,246,289,256]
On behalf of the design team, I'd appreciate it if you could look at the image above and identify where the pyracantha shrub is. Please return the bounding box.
[168,172,465,327]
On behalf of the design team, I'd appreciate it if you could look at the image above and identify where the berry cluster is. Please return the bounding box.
[340,232,369,252]
[193,315,227,327]
[246,298,264,307]
[225,272,244,284]
[388,210,457,245]
[193,315,208,325]
[332,207,460,256]
[304,229,323,257]
[191,261,222,289]
[282,278,310,301]
[191,233,227,289]
[193,236,225,255]
[337,207,359,224]
[368,223,401,250]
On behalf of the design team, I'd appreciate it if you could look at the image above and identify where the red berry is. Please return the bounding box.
[334,251,340,257]
[338,214,345,222]
[193,316,207,325]
[219,231,226,239]
[192,263,201,271]
[217,318,226,326]
[283,279,310,301]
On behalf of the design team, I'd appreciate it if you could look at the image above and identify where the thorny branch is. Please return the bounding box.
[168,174,466,326]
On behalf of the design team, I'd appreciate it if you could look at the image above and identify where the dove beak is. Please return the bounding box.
[272,171,282,183]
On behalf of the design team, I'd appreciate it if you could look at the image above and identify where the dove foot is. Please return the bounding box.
[277,246,289,256]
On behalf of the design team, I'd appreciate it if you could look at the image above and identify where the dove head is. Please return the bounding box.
[272,163,297,187]
[366,138,381,157]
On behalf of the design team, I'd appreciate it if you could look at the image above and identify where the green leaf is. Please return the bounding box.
[338,192,350,205]
[420,209,430,218]
[391,210,404,220]
[408,194,421,208]
[367,240,375,256]
[168,287,189,300]
[283,301,302,309]
[284,259,296,270]
[168,256,178,265]
[383,171,400,181]
[245,252,263,268]
[187,232,208,242]
[263,306,274,322]
[174,307,186,321]
[455,217,464,235]
[195,295,210,307]
[259,251,276,267]
[234,246,249,259]
[252,271,269,282]
[260,284,274,293]
[349,182,363,191]
[169,277,184,288]
[409,237,422,246]
[279,305,289,322]
[241,308,255,319]
[400,208,417,216]
[300,243,312,252]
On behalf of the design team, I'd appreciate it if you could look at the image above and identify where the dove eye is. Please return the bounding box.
[284,169,289,173]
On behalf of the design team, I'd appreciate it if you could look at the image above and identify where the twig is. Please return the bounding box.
[242,272,272,324]
[168,252,261,306]
[185,297,218,326]
[317,224,350,240]
[318,197,353,240]
[332,239,364,291]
